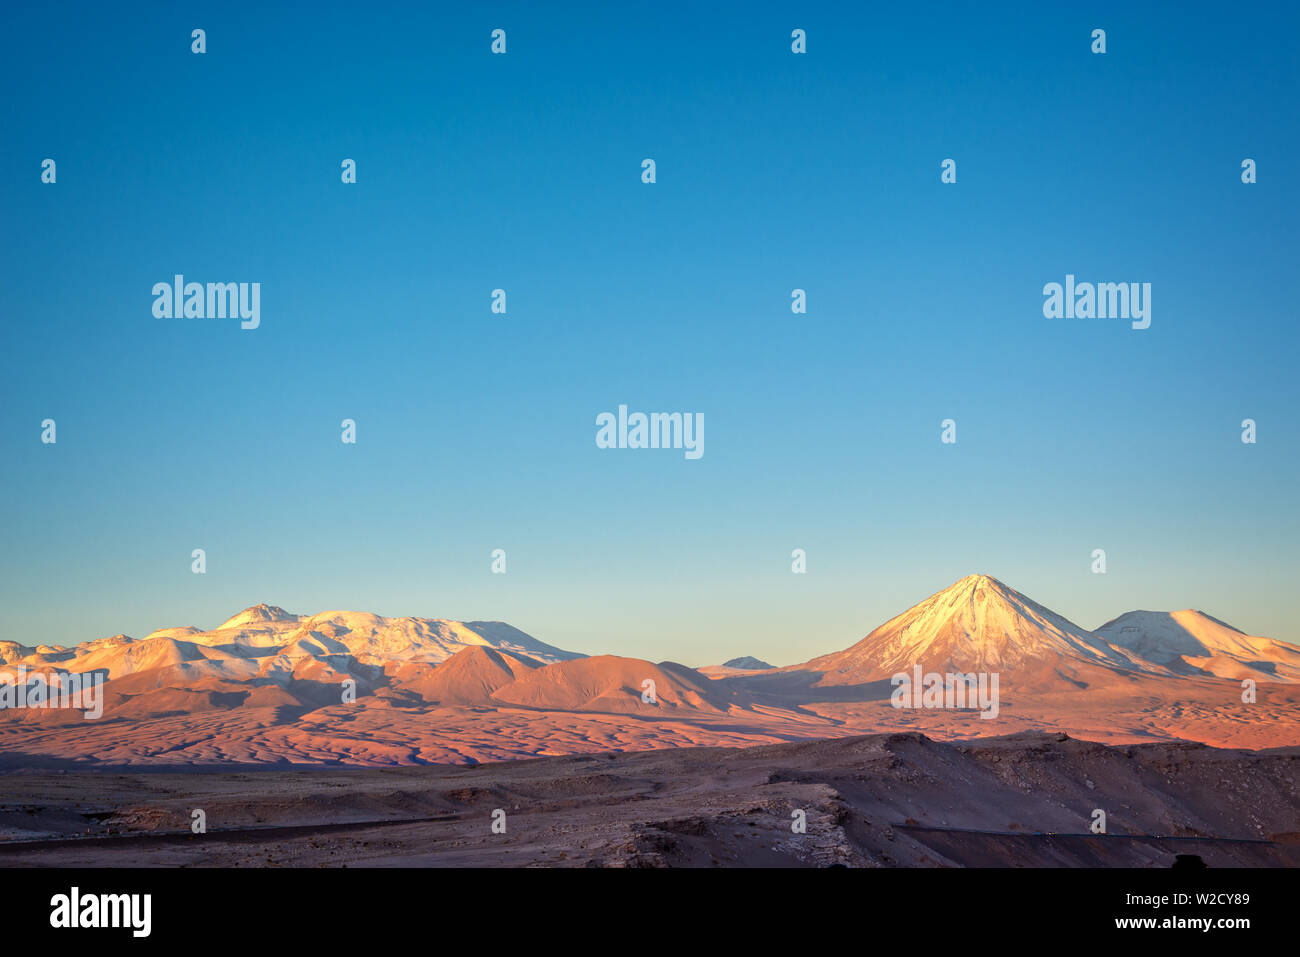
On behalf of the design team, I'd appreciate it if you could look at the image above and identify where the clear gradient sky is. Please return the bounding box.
[2,2,1297,663]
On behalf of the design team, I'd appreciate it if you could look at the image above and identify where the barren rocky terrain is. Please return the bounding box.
[1,732,1297,868]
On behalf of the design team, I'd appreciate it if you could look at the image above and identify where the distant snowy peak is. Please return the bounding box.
[463,621,586,662]
[723,656,774,670]
[216,603,299,630]
[1097,609,1300,682]
[1097,610,1241,659]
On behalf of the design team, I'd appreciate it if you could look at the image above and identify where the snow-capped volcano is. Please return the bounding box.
[794,574,1163,686]
[1097,609,1300,682]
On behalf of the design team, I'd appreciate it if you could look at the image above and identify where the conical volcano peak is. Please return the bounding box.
[925,574,1029,618]
[800,573,1151,682]
[946,573,1013,595]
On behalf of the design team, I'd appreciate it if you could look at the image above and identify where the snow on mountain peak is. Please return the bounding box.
[216,604,300,630]
[1095,609,1300,681]
[800,573,1156,683]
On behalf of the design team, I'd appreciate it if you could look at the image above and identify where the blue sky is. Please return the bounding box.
[2,1,1297,663]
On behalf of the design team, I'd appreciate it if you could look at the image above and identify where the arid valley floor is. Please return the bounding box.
[2,732,1298,868]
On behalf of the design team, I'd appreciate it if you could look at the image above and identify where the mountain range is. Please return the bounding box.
[2,574,1297,765]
